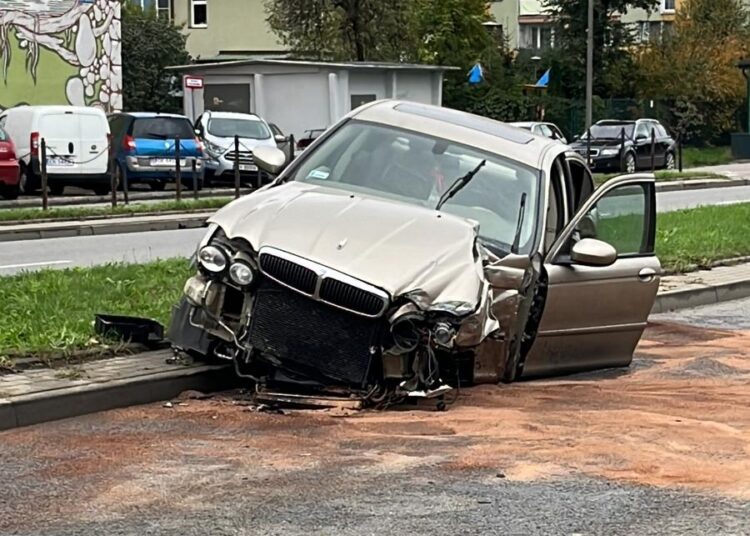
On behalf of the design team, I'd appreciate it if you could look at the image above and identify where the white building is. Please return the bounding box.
[168,59,456,140]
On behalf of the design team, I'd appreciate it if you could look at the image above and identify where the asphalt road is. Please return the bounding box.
[1,302,749,535]
[0,228,205,275]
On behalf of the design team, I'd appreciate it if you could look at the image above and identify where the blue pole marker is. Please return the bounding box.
[535,69,550,87]
[468,63,484,85]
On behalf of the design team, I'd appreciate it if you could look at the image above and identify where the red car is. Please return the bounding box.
[0,125,20,200]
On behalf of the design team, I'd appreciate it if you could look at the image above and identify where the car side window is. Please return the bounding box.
[635,123,650,140]
[0,115,6,128]
[575,183,654,257]
[655,123,668,138]
[539,124,554,139]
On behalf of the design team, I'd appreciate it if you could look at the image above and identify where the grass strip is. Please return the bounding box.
[0,198,231,224]
[682,146,732,168]
[1,203,749,358]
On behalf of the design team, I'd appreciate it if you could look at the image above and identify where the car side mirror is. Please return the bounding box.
[635,134,647,141]
[274,134,287,144]
[252,145,287,175]
[573,135,580,141]
[194,128,201,136]
[570,238,617,267]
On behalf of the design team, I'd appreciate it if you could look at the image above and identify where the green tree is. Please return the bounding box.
[542,0,659,99]
[636,0,750,142]
[265,0,415,61]
[121,1,190,112]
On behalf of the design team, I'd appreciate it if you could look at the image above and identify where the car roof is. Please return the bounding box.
[125,112,190,119]
[352,100,565,170]
[2,105,105,116]
[596,119,636,125]
[510,121,536,128]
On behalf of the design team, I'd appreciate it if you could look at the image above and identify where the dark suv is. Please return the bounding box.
[570,119,676,173]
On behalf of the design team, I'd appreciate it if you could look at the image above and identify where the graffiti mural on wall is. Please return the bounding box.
[0,0,121,112]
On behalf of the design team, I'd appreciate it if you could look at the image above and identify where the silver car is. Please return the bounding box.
[169,100,660,406]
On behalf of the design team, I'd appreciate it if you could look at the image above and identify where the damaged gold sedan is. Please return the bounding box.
[168,101,661,407]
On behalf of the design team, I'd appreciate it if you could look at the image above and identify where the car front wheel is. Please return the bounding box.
[0,182,20,200]
[623,152,636,174]
[665,152,675,170]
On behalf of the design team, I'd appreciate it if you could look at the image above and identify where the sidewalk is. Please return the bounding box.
[652,262,750,313]
[0,351,233,431]
[1,262,749,431]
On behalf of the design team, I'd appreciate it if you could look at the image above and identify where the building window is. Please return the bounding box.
[520,24,553,51]
[132,0,170,18]
[661,0,675,12]
[351,94,377,110]
[191,0,208,28]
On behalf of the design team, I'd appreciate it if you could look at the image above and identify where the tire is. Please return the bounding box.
[93,184,111,196]
[150,181,166,191]
[665,152,675,170]
[623,152,636,174]
[49,183,65,196]
[0,183,20,200]
[18,164,38,194]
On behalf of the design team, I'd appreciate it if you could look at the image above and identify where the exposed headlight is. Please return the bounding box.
[204,140,226,158]
[198,245,229,273]
[430,301,476,316]
[228,261,255,286]
[599,148,620,156]
[433,322,456,347]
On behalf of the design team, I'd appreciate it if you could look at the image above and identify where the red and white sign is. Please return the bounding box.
[184,76,204,89]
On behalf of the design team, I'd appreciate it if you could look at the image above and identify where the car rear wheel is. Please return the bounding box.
[665,152,675,170]
[150,181,166,191]
[93,184,111,196]
[19,164,38,194]
[0,183,20,200]
[623,152,636,174]
[49,184,65,196]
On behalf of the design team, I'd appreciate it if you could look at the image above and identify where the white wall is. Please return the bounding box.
[262,72,331,140]
[393,72,435,105]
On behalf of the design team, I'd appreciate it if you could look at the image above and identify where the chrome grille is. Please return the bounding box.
[577,148,599,157]
[225,150,254,165]
[259,253,317,295]
[319,278,385,317]
[258,247,389,318]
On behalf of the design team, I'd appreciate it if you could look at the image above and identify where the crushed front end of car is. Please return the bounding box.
[168,185,538,409]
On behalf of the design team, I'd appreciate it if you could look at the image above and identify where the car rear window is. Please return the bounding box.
[207,118,270,139]
[132,117,194,140]
[0,127,7,141]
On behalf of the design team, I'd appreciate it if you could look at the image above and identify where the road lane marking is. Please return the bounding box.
[0,260,73,270]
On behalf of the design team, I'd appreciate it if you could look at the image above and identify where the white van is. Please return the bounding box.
[0,105,111,195]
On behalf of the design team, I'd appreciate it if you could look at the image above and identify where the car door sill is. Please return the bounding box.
[537,322,647,337]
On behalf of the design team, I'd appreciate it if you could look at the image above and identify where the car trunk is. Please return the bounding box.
[131,118,200,167]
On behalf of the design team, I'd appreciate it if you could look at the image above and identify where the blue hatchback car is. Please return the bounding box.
[108,112,205,191]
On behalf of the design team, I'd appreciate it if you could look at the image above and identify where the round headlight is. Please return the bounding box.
[198,245,228,273]
[229,262,255,286]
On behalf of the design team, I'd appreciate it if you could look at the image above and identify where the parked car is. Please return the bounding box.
[510,121,567,144]
[269,123,293,162]
[296,128,326,151]
[0,105,111,195]
[196,111,283,185]
[0,125,20,200]
[168,100,660,408]
[108,112,204,191]
[570,119,676,173]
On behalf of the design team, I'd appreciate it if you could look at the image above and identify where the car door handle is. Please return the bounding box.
[638,267,657,282]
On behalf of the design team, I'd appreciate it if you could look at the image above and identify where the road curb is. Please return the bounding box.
[0,213,212,242]
[654,178,750,192]
[651,278,750,314]
[0,363,235,432]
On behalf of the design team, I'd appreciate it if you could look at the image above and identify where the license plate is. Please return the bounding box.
[151,158,186,167]
[239,164,258,172]
[47,157,74,167]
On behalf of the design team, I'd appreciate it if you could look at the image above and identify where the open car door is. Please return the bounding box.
[520,174,660,378]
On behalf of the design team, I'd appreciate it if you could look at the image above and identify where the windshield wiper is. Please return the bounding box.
[510,192,527,254]
[436,159,486,210]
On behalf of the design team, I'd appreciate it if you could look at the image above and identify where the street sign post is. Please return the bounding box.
[184,76,204,122]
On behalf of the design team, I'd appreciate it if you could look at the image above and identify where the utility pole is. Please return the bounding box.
[585,0,594,130]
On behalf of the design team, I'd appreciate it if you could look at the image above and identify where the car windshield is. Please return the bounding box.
[584,124,634,139]
[0,127,7,141]
[132,117,194,140]
[208,118,270,139]
[288,120,540,255]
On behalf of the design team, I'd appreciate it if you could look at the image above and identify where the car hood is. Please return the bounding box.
[209,181,486,306]
[571,138,625,150]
